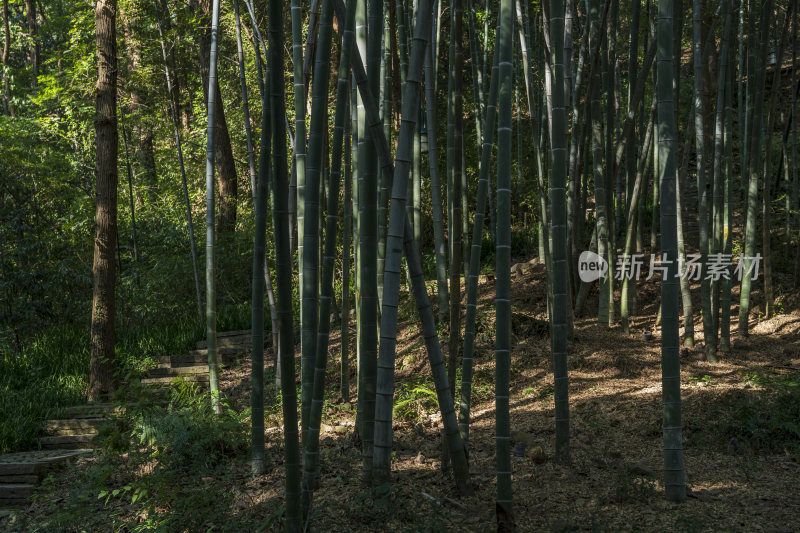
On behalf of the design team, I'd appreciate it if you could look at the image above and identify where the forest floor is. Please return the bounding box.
[4,260,800,532]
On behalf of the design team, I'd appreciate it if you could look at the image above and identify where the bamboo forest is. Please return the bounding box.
[3,0,800,530]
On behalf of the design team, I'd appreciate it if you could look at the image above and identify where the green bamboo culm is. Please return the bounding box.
[739,0,770,337]
[588,0,609,327]
[548,0,570,466]
[425,21,450,332]
[204,0,221,415]
[495,0,513,524]
[291,0,310,438]
[267,0,301,525]
[364,0,472,494]
[459,45,499,444]
[448,0,463,403]
[301,0,336,515]
[656,0,687,503]
[249,41,269,476]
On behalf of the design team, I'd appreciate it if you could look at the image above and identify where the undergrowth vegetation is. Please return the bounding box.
[25,382,254,532]
[0,303,255,454]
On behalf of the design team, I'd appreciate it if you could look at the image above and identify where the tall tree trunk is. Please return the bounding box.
[589,0,609,326]
[202,0,222,414]
[198,0,238,233]
[739,0,770,337]
[24,0,37,85]
[495,0,514,524]
[549,0,570,465]
[301,0,339,512]
[448,0,464,403]
[89,0,118,402]
[459,45,499,443]
[693,0,713,361]
[266,0,301,525]
[1,0,13,115]
[656,0,686,503]
[122,16,158,201]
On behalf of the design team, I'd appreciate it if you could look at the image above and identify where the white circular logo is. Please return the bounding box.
[578,251,608,283]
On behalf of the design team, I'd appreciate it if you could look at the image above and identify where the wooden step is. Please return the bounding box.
[0,485,34,500]
[62,403,118,419]
[141,374,210,387]
[0,474,39,484]
[157,348,245,368]
[0,450,91,475]
[146,365,209,377]
[195,335,254,350]
[216,329,251,338]
[40,418,104,437]
[38,434,97,450]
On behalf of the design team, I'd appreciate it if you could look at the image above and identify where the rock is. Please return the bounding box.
[529,446,547,464]
[642,331,653,341]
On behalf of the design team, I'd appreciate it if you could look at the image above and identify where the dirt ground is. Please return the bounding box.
[6,262,800,532]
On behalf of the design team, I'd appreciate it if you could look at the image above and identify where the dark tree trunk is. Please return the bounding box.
[2,0,12,115]
[198,0,238,233]
[122,17,158,198]
[89,0,118,402]
[25,0,38,85]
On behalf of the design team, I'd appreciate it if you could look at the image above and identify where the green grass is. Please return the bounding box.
[0,303,257,454]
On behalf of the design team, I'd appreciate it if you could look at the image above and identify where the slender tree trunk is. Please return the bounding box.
[761,6,793,319]
[549,0,571,465]
[495,0,514,523]
[448,0,464,403]
[622,102,656,335]
[24,0,37,86]
[739,0,771,337]
[710,1,734,359]
[302,0,340,511]
[202,0,222,414]
[426,26,450,325]
[656,0,686,503]
[197,0,237,234]
[460,45,499,443]
[1,0,12,115]
[89,0,118,403]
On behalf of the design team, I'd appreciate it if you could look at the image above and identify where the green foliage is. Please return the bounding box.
[21,386,262,532]
[393,382,438,424]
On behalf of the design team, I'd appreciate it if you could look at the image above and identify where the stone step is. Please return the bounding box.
[39,434,97,450]
[0,484,34,500]
[0,450,91,476]
[40,418,104,437]
[147,365,209,377]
